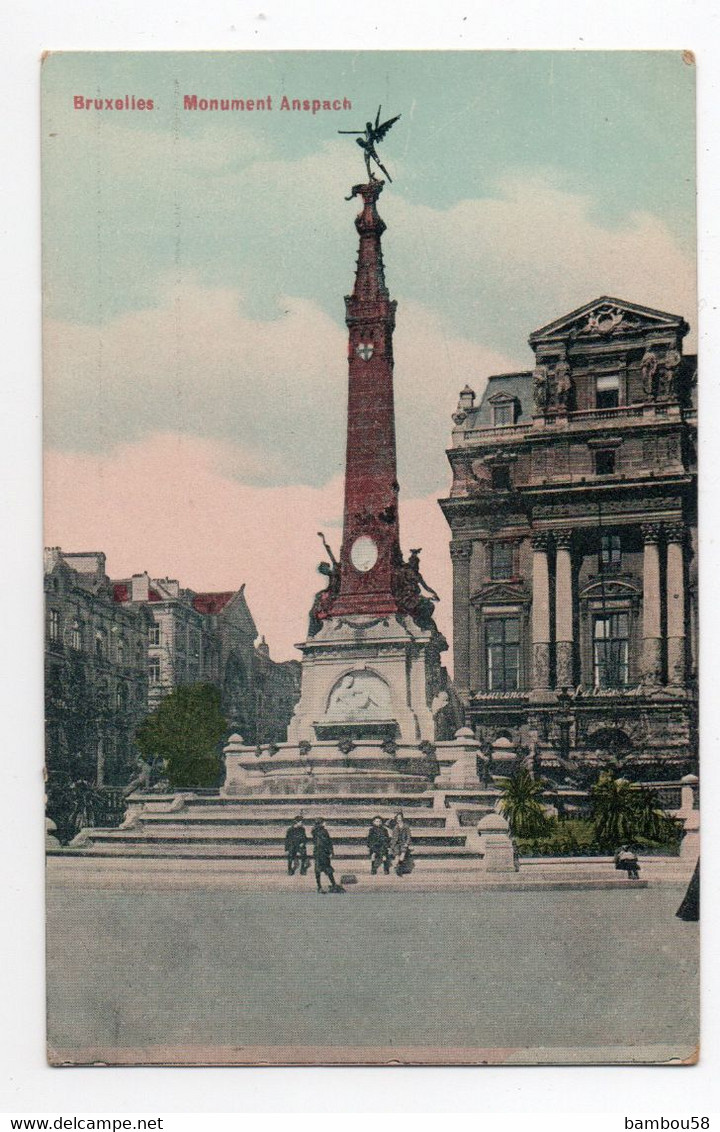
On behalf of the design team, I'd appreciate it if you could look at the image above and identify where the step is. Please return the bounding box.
[130,792,437,809]
[58,842,482,859]
[136,812,447,829]
[85,828,469,847]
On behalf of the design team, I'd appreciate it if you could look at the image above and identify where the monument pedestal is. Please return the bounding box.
[223,612,455,797]
[288,613,446,745]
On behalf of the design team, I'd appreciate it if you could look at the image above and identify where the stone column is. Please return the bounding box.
[554,529,574,688]
[532,532,551,690]
[666,522,686,686]
[450,541,473,693]
[641,523,662,685]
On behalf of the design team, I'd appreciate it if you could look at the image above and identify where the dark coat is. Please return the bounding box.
[312,824,334,866]
[390,821,411,857]
[285,824,307,854]
[367,824,390,855]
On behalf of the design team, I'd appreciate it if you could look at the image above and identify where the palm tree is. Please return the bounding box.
[591,773,638,847]
[590,772,680,848]
[497,768,551,838]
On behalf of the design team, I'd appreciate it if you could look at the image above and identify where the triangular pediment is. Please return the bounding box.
[529,296,689,346]
[471,581,529,605]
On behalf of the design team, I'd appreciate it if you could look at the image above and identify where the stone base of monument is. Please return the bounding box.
[55,732,503,880]
[223,737,436,797]
[287,614,449,746]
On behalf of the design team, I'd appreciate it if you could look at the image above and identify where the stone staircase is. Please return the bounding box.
[58,787,501,875]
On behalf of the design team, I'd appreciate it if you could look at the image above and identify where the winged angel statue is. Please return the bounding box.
[339,105,401,181]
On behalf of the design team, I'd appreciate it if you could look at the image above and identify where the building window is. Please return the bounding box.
[593,612,630,688]
[493,402,514,427]
[95,629,107,660]
[148,624,160,646]
[116,636,125,666]
[595,449,616,476]
[48,609,60,643]
[490,542,513,580]
[149,657,161,685]
[491,465,512,490]
[595,374,620,409]
[70,620,82,650]
[116,683,127,711]
[485,617,520,691]
[600,534,622,569]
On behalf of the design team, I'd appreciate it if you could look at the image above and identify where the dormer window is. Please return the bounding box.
[596,374,620,409]
[493,403,513,427]
[489,393,519,427]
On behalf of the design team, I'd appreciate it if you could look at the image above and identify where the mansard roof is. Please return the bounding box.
[467,371,533,429]
[528,296,690,346]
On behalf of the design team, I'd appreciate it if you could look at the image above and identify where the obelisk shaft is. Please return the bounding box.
[328,181,402,616]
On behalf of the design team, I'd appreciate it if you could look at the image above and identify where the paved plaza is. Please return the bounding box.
[46,884,698,1065]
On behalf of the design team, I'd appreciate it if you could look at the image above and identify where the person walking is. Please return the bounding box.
[367,815,391,875]
[389,811,413,876]
[284,815,309,876]
[311,817,343,893]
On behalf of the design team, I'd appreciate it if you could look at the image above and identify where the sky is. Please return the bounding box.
[42,50,696,662]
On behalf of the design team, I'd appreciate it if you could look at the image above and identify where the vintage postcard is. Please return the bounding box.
[43,50,699,1066]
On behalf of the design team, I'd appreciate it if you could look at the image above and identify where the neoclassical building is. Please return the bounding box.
[440,297,697,777]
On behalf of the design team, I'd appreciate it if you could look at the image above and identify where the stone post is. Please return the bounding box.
[666,522,686,686]
[554,529,574,688]
[434,727,483,788]
[641,523,662,685]
[477,812,518,872]
[450,541,473,694]
[532,532,551,691]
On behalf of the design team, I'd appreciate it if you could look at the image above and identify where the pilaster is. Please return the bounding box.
[666,522,686,687]
[531,532,551,692]
[641,523,662,686]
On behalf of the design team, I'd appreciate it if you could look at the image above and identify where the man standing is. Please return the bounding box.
[367,815,391,874]
[284,815,309,876]
[389,811,413,875]
[311,818,343,893]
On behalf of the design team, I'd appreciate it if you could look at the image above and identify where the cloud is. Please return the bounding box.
[390,174,697,351]
[44,282,516,497]
[44,433,454,665]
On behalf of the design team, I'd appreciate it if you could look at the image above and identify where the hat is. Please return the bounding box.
[293,815,304,823]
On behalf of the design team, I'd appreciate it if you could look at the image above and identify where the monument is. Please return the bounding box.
[55,110,493,870]
[224,110,473,795]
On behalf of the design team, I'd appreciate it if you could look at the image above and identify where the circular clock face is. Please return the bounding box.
[350,535,378,573]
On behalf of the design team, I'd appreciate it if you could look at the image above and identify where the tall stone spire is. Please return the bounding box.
[327,180,402,616]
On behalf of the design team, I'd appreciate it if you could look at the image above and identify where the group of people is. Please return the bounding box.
[366,812,413,876]
[284,811,414,892]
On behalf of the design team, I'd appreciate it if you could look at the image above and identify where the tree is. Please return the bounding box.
[136,684,227,788]
[590,771,681,848]
[497,768,552,839]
